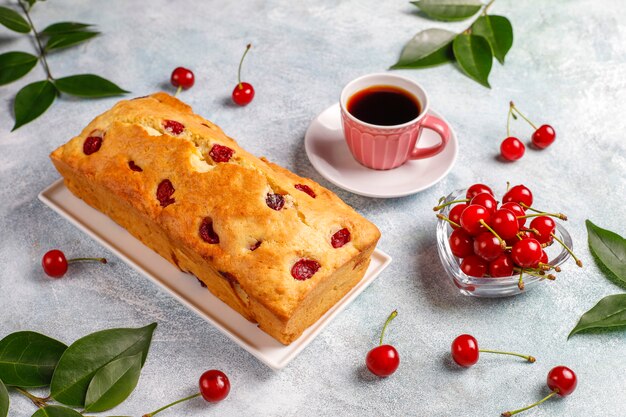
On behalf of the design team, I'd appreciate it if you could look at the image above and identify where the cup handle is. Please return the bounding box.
[409,114,450,160]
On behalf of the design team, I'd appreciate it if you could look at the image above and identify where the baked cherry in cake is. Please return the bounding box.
[209,144,234,163]
[331,228,351,248]
[291,259,321,280]
[163,119,184,135]
[199,218,219,244]
[266,193,285,211]
[156,179,176,207]
[295,184,316,198]
[83,135,102,155]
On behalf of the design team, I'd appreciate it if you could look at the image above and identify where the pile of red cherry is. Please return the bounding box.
[435,183,581,289]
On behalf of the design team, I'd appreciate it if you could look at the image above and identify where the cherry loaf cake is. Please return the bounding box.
[50,92,380,345]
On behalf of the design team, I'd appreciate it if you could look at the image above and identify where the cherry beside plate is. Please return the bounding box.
[304,103,458,198]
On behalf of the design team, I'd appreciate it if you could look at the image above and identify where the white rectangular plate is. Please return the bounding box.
[39,179,391,370]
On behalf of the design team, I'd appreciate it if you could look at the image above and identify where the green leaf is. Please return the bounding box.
[0,51,38,85]
[55,74,129,98]
[50,323,156,407]
[586,220,626,285]
[391,28,455,69]
[45,31,99,51]
[0,331,67,387]
[12,80,57,131]
[0,379,8,417]
[452,34,492,87]
[0,6,30,33]
[411,0,482,21]
[41,22,92,36]
[84,353,142,412]
[472,15,513,64]
[31,405,83,417]
[569,294,626,337]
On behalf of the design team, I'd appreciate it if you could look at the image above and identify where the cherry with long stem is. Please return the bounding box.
[437,214,461,229]
[366,310,400,377]
[479,219,506,249]
[451,334,535,367]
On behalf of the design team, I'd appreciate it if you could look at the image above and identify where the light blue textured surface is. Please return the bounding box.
[1,1,625,416]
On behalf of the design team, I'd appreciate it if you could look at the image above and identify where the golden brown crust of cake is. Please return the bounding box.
[50,92,380,343]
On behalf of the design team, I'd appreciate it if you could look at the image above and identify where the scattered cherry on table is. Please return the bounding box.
[42,249,107,278]
[232,44,255,106]
[502,366,576,416]
[171,67,195,95]
[451,334,536,367]
[142,370,230,417]
[366,310,400,377]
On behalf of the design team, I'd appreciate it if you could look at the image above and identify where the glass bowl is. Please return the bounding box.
[436,189,573,298]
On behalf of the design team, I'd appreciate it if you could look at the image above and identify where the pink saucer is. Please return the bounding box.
[304,103,458,198]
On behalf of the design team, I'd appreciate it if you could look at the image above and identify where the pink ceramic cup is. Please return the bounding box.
[340,73,450,170]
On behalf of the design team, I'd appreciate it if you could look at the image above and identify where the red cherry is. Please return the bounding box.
[366,345,400,377]
[489,254,514,277]
[199,370,230,402]
[232,82,255,106]
[532,124,556,149]
[530,216,556,244]
[451,334,479,367]
[294,184,316,198]
[473,232,504,262]
[501,202,526,227]
[500,137,525,161]
[491,209,520,240]
[42,250,107,278]
[42,250,68,278]
[83,135,102,155]
[470,192,498,214]
[452,334,536,370]
[466,184,494,200]
[511,238,542,268]
[170,67,195,90]
[449,229,474,258]
[502,366,576,416]
[547,366,577,396]
[331,228,351,248]
[366,310,399,377]
[209,144,234,163]
[536,250,549,267]
[503,184,533,208]
[460,255,488,277]
[460,205,491,236]
[291,259,320,280]
[449,204,467,229]
[232,44,254,106]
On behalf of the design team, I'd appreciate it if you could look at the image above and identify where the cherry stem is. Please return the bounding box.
[518,269,524,290]
[479,219,506,249]
[506,103,513,137]
[550,233,583,267]
[518,212,567,221]
[237,43,252,89]
[502,390,558,416]
[14,387,49,408]
[520,203,567,220]
[437,214,461,229]
[479,349,535,363]
[142,392,201,417]
[175,85,182,97]
[379,310,398,346]
[509,101,538,130]
[433,199,468,211]
[67,257,107,264]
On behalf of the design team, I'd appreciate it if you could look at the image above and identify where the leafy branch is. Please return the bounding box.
[0,324,156,417]
[0,0,128,131]
[391,0,513,88]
